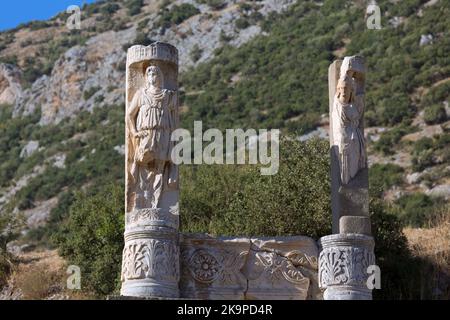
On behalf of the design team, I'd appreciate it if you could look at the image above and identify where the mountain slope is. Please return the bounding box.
[0,0,448,283]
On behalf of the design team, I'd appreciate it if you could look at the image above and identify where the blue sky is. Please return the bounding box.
[0,0,97,31]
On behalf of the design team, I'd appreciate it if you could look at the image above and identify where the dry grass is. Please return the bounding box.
[15,263,63,300]
[403,209,450,299]
[5,249,95,300]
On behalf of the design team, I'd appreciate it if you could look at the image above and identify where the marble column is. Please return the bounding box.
[319,56,375,300]
[120,42,180,298]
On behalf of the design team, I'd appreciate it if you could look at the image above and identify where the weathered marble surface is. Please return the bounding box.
[328,56,370,235]
[321,56,375,300]
[180,234,321,300]
[120,42,180,298]
[319,234,375,300]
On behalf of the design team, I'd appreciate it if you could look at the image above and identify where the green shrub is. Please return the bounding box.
[0,105,40,187]
[100,3,120,16]
[424,104,447,125]
[129,32,155,47]
[190,44,203,62]
[411,137,441,172]
[421,82,450,109]
[374,125,414,155]
[157,3,200,29]
[53,184,125,296]
[370,198,425,300]
[197,0,227,11]
[125,0,143,16]
[235,17,250,30]
[395,193,446,227]
[0,251,12,288]
[219,138,330,237]
[181,138,331,238]
[369,163,404,197]
[83,86,100,100]
[414,137,434,154]
[29,20,51,30]
[50,137,418,299]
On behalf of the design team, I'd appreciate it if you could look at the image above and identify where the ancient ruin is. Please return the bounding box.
[320,55,375,300]
[121,43,180,298]
[120,43,375,300]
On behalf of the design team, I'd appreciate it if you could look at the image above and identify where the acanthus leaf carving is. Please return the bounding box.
[319,246,375,288]
[121,239,179,282]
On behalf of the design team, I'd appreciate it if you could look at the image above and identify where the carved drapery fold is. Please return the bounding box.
[120,42,180,299]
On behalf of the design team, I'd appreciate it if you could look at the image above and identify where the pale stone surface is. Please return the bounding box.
[406,172,422,184]
[120,42,180,299]
[339,216,371,235]
[330,56,366,186]
[113,144,125,155]
[23,197,58,229]
[419,34,433,46]
[179,234,321,300]
[322,56,375,301]
[180,235,249,300]
[0,63,22,106]
[319,234,375,300]
[329,56,369,234]
[426,184,450,199]
[245,237,321,300]
[20,140,39,158]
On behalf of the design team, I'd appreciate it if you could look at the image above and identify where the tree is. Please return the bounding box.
[53,184,125,296]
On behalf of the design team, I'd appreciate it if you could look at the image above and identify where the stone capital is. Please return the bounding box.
[318,233,375,300]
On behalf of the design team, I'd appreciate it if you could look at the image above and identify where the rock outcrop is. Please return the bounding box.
[0,63,22,106]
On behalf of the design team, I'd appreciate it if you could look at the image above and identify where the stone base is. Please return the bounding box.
[318,233,375,300]
[323,286,372,300]
[120,278,179,299]
[339,216,371,235]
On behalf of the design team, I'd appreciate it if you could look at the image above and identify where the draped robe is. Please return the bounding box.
[129,87,178,208]
[332,94,366,185]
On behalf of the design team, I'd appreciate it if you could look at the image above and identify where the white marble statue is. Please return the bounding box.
[331,59,366,185]
[121,43,180,299]
[127,65,179,209]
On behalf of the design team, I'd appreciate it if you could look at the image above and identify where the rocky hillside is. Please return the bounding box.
[0,0,294,125]
[0,0,449,296]
[0,0,298,233]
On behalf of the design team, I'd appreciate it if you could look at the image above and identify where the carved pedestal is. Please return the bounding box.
[318,234,375,300]
[121,209,180,298]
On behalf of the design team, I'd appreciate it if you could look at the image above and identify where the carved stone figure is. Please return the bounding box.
[127,65,179,209]
[321,56,375,300]
[328,56,370,234]
[120,43,180,298]
[332,76,366,185]
[331,56,367,185]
